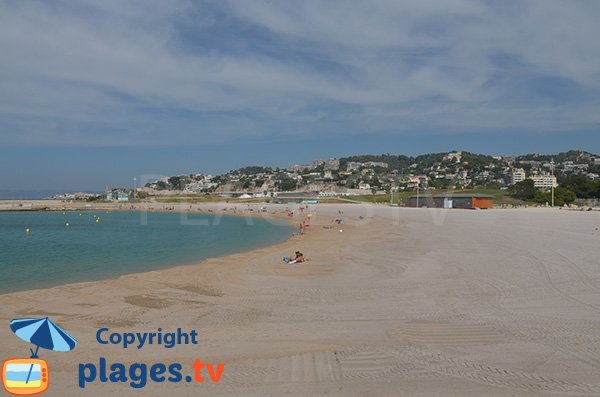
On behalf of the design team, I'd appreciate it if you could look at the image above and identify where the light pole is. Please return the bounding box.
[550,159,555,208]
[133,177,137,199]
[416,183,420,208]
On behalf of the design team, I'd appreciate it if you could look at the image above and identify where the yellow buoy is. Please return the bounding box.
[66,223,70,227]
[96,219,100,223]
[79,213,82,216]
[25,228,30,233]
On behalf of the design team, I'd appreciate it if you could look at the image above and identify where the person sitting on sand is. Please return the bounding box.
[283,251,300,263]
[284,251,307,264]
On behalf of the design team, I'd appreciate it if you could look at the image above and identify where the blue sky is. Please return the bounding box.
[1,0,599,190]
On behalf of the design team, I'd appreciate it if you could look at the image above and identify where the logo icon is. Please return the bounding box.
[2,359,49,396]
[2,317,77,395]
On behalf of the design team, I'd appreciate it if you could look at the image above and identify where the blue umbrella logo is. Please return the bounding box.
[9,317,77,385]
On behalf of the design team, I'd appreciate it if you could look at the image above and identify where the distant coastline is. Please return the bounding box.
[0,189,99,200]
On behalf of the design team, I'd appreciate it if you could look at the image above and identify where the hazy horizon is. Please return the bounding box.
[1,144,597,193]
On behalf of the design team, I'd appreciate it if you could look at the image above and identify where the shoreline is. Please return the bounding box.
[0,203,307,297]
[1,202,596,299]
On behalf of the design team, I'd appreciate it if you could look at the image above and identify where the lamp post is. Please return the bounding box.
[416,183,420,208]
[550,159,555,208]
[133,177,137,199]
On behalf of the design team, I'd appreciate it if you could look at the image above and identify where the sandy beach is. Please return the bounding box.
[1,204,600,396]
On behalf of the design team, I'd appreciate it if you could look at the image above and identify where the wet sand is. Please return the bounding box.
[1,204,600,396]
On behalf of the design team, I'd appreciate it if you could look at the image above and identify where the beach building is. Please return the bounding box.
[105,189,132,201]
[273,191,319,204]
[405,193,494,209]
[275,191,319,199]
[318,191,350,197]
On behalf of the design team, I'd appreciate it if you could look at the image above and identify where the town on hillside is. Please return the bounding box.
[58,150,600,206]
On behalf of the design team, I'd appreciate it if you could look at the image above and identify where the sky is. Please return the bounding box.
[1,0,599,191]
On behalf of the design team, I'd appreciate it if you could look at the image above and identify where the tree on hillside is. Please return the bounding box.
[508,179,536,200]
[561,175,600,198]
[534,187,576,206]
[276,178,298,191]
[167,176,187,190]
[235,166,273,175]
[555,187,577,205]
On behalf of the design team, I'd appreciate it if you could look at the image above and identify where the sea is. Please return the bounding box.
[0,211,292,294]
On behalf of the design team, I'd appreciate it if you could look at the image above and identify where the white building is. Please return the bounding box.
[318,191,350,197]
[443,151,462,163]
[324,158,340,170]
[364,161,388,168]
[184,180,218,192]
[105,189,131,201]
[346,161,363,171]
[530,175,558,189]
[510,168,526,185]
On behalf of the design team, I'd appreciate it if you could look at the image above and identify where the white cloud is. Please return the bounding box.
[0,0,598,146]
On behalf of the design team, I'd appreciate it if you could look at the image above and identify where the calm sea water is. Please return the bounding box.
[0,211,292,294]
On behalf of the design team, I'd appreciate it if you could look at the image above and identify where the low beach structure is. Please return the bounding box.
[405,193,494,209]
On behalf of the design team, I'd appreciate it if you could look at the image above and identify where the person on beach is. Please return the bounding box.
[284,251,306,264]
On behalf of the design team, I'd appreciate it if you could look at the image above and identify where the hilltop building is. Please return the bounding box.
[346,161,363,171]
[365,161,388,168]
[443,152,462,163]
[510,168,526,185]
[323,158,340,170]
[530,175,557,189]
[346,160,388,171]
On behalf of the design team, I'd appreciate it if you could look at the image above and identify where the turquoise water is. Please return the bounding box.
[0,211,292,294]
